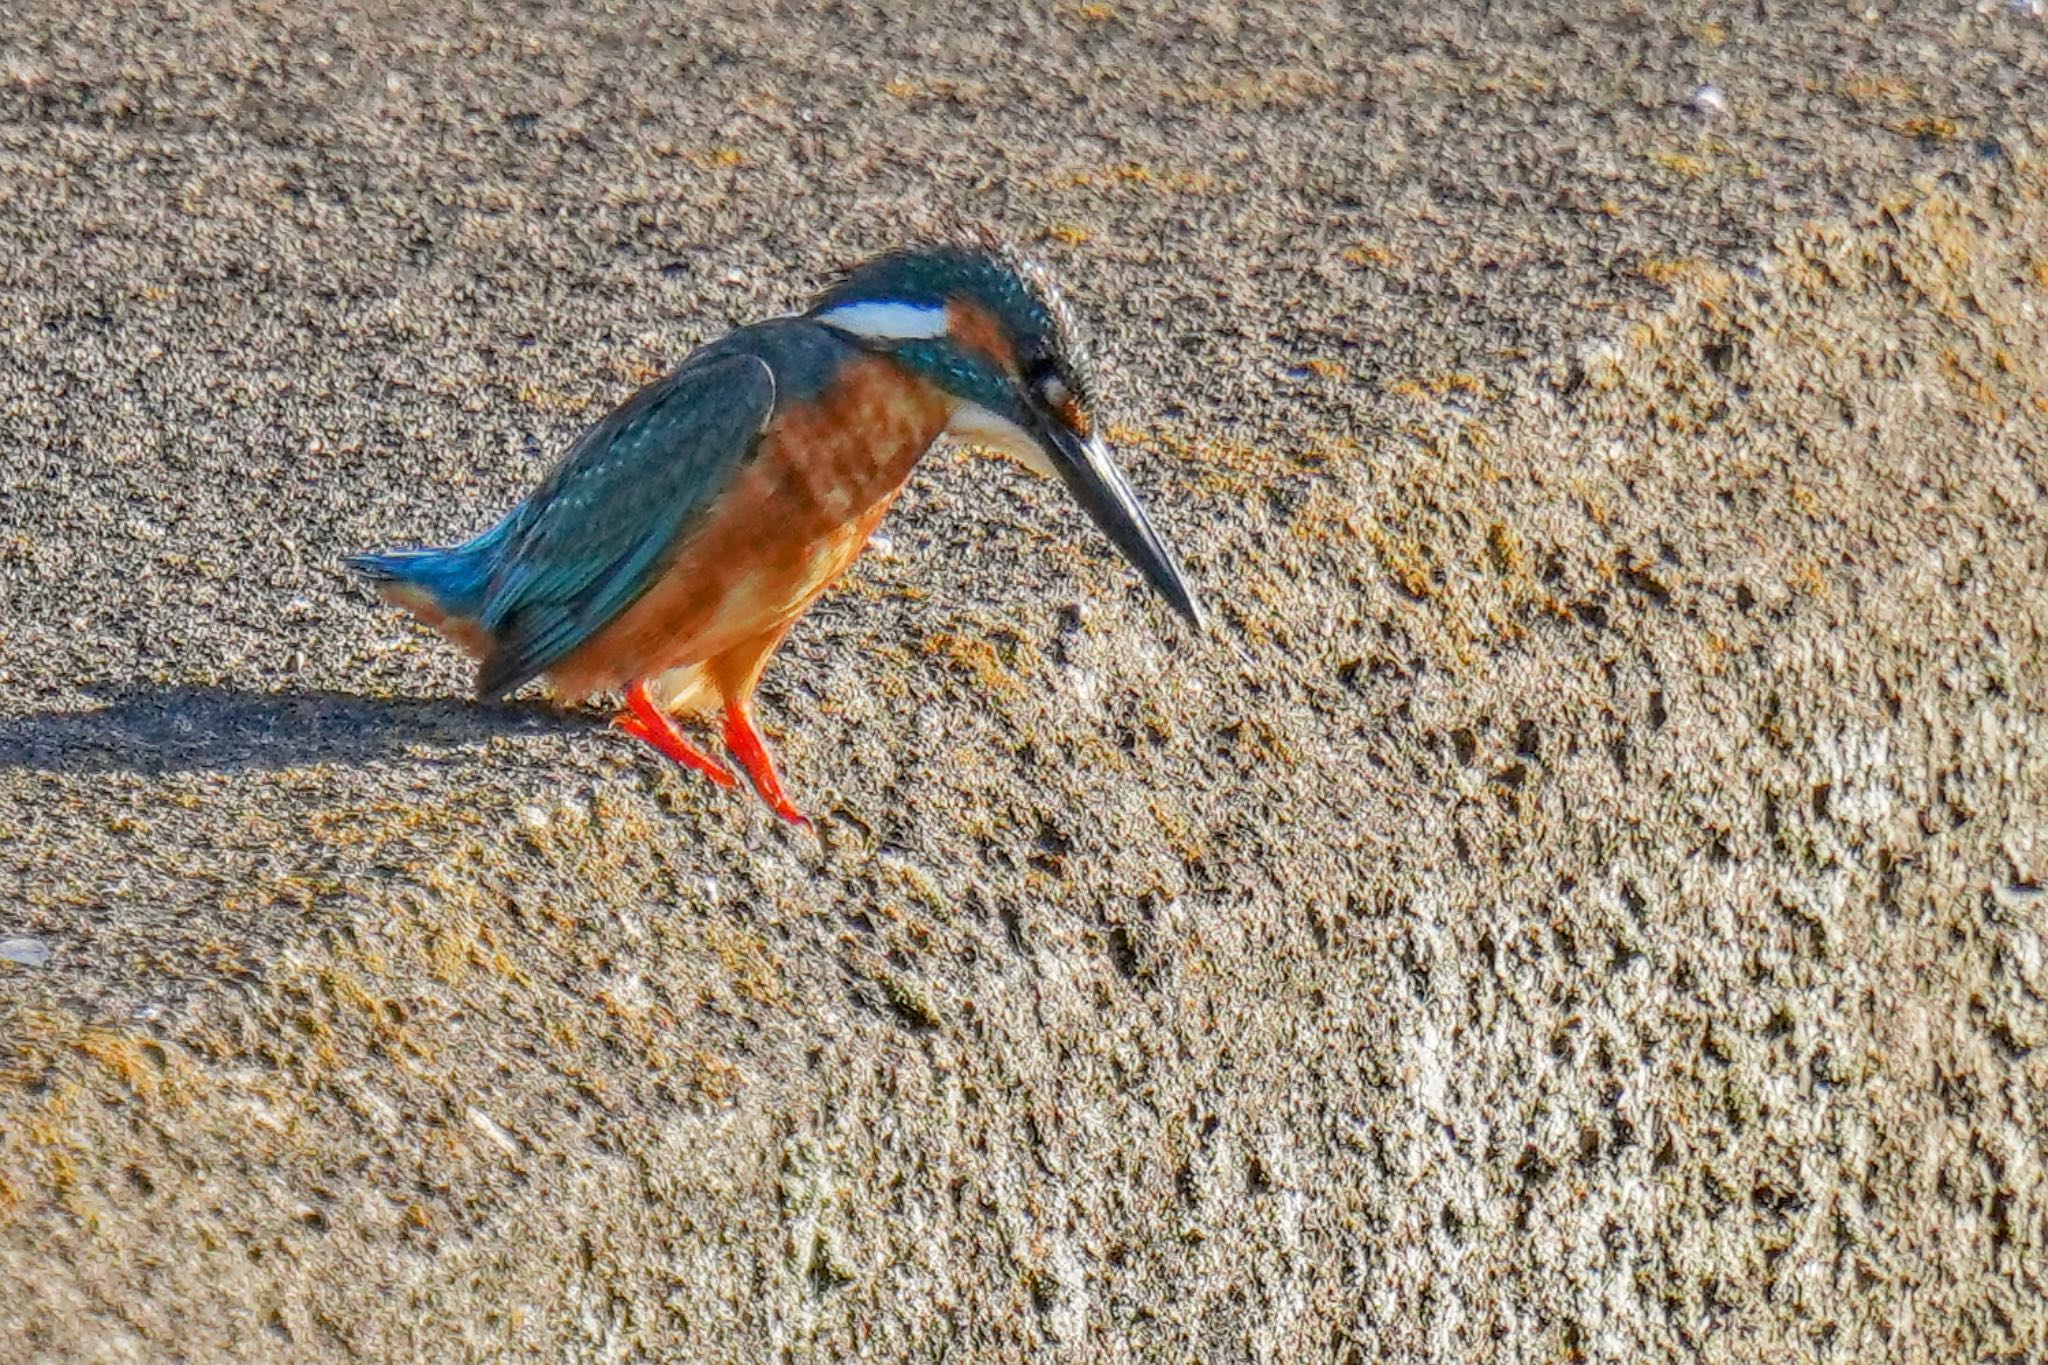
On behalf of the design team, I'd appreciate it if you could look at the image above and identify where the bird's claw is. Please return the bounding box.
[614,691,739,788]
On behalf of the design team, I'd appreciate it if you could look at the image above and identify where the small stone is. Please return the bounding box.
[1,937,52,968]
[1687,84,1728,118]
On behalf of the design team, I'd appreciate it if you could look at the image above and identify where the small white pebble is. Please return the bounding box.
[1068,667,1103,709]
[1687,84,1728,117]
[518,804,549,831]
[868,534,894,558]
[1,937,52,968]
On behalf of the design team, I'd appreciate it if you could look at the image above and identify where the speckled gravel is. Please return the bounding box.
[3,2,2046,1359]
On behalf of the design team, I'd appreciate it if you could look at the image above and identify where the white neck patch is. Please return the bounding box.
[814,300,950,340]
[947,401,1058,480]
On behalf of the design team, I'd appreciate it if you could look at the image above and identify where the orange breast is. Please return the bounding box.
[545,355,951,703]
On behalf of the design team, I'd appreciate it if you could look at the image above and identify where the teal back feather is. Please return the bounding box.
[470,348,779,698]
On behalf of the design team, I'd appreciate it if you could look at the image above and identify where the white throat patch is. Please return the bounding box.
[947,401,1058,480]
[814,300,950,340]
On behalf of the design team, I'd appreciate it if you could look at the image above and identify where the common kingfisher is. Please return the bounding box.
[348,244,1202,825]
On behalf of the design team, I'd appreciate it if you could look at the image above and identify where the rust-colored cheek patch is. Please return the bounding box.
[1056,395,1092,438]
[946,299,1016,375]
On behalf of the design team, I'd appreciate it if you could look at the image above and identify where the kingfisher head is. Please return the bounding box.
[807,244,1204,629]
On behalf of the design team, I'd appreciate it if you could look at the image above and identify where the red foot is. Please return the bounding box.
[722,702,809,827]
[615,680,737,788]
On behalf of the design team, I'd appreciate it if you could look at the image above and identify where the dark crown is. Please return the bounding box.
[809,242,1099,412]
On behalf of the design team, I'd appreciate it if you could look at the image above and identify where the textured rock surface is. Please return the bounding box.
[3,2,2046,1359]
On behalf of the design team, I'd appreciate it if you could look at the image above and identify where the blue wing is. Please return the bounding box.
[473,351,777,699]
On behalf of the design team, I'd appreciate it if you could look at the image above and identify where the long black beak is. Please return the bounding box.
[1033,414,1205,629]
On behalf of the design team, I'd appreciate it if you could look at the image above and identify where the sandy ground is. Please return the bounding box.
[3,1,2046,1359]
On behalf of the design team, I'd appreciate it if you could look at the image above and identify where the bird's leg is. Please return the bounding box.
[704,624,810,827]
[614,680,738,788]
[721,700,808,827]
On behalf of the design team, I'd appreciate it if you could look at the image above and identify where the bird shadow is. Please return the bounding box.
[0,684,590,777]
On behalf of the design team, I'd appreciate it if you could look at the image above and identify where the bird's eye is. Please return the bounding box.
[1031,363,1069,409]
[1032,366,1090,435]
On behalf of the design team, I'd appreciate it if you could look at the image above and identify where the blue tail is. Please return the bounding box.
[345,517,517,620]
